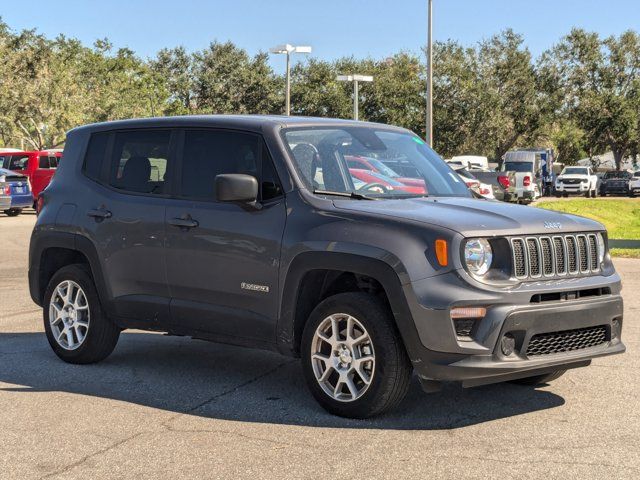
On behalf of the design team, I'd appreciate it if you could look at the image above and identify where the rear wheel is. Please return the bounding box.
[43,264,120,364]
[301,292,412,418]
[3,208,21,216]
[510,370,566,386]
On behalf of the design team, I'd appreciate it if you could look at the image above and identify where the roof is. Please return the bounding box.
[71,114,408,135]
[0,150,62,155]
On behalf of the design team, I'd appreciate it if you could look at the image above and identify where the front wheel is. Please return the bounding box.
[43,264,120,364]
[301,292,412,418]
[510,370,566,386]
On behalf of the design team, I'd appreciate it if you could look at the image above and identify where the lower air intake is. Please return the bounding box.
[526,325,607,356]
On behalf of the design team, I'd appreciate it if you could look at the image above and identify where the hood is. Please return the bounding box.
[557,174,587,180]
[333,197,603,237]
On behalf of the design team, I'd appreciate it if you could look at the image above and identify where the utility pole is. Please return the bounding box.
[336,74,374,120]
[426,0,433,146]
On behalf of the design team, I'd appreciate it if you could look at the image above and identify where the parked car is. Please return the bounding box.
[30,116,625,418]
[348,168,426,195]
[468,169,508,202]
[629,171,640,197]
[454,166,495,199]
[0,150,62,206]
[554,166,598,197]
[0,168,32,216]
[599,171,632,196]
[346,155,425,188]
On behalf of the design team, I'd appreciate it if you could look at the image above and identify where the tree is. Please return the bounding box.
[193,41,280,114]
[541,29,640,170]
[152,46,196,114]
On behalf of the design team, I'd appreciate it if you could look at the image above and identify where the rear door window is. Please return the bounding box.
[108,130,172,195]
[38,155,59,169]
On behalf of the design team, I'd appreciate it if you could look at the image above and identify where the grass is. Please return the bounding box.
[535,198,640,258]
[610,248,640,258]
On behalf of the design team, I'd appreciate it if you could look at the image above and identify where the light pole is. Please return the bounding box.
[336,74,374,120]
[270,44,312,116]
[426,0,433,146]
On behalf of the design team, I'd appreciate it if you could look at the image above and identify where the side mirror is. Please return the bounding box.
[215,174,258,203]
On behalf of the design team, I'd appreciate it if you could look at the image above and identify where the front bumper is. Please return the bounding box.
[402,271,625,388]
[555,183,589,193]
[602,185,628,194]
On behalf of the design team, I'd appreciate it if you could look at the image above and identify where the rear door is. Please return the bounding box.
[81,129,176,323]
[164,129,286,343]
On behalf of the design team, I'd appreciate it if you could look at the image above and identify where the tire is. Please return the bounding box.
[510,369,566,386]
[43,264,120,364]
[584,190,590,198]
[592,188,597,198]
[301,292,412,418]
[3,208,21,216]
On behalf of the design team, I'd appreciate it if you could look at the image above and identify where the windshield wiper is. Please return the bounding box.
[313,189,377,200]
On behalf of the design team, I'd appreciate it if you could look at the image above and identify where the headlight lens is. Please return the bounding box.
[464,238,493,276]
[597,233,606,264]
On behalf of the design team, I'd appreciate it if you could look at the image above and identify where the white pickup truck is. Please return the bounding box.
[554,166,598,197]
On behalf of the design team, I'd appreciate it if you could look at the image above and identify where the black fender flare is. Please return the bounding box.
[276,249,423,358]
[29,231,113,315]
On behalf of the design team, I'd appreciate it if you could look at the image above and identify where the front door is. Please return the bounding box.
[164,129,286,343]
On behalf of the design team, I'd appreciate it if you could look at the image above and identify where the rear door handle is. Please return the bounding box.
[169,216,199,229]
[87,208,112,219]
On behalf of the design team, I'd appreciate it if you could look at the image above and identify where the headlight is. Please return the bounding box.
[597,233,606,264]
[464,238,493,276]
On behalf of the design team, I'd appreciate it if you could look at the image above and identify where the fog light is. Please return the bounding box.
[501,333,516,356]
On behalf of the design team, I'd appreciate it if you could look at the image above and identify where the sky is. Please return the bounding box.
[1,0,639,69]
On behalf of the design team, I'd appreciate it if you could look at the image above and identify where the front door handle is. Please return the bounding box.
[169,215,199,229]
[87,208,112,219]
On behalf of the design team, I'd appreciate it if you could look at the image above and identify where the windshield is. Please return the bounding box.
[562,167,588,175]
[283,127,469,198]
[502,161,534,173]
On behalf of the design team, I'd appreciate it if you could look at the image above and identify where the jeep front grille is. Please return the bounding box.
[510,234,601,280]
[526,325,608,356]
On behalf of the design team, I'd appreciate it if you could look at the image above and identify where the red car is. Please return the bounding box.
[346,155,426,189]
[0,150,62,206]
[349,168,426,194]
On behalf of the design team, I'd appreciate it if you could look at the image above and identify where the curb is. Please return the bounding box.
[609,239,640,249]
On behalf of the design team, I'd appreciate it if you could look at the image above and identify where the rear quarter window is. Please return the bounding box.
[83,132,110,182]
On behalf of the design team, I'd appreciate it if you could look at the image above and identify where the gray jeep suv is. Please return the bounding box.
[29,116,625,418]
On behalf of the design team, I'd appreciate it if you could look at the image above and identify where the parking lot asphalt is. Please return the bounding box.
[1,212,638,479]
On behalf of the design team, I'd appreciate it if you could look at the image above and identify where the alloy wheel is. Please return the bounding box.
[310,313,375,402]
[49,280,90,351]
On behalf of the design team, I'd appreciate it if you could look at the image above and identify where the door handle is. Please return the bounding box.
[169,215,199,229]
[87,208,112,219]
